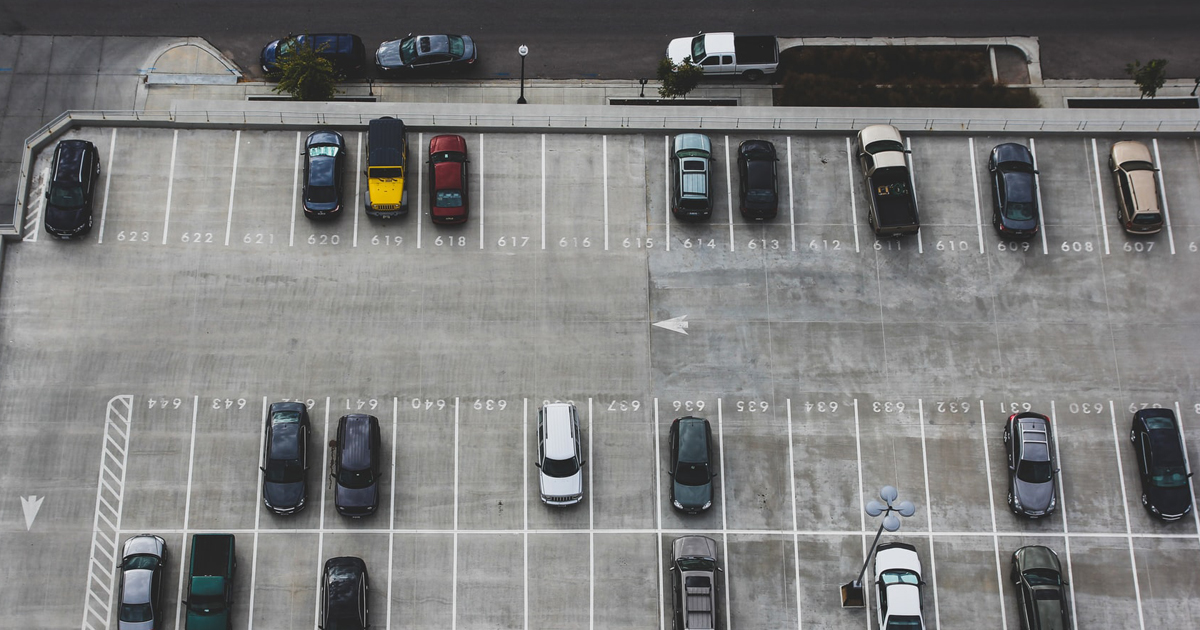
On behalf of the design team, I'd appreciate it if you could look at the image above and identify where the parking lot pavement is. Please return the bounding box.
[5,127,1200,629]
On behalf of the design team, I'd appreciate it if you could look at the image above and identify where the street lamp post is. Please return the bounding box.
[840,485,916,608]
[517,45,529,104]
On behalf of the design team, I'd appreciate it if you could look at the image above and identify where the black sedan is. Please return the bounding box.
[988,143,1040,239]
[1011,545,1071,630]
[118,534,166,630]
[303,131,346,219]
[375,34,477,73]
[1130,408,1194,521]
[44,139,101,239]
[261,401,311,515]
[261,34,366,76]
[737,139,779,220]
[669,416,716,514]
[321,556,369,630]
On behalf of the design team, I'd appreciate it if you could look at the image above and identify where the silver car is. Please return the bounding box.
[535,402,585,505]
[118,534,166,630]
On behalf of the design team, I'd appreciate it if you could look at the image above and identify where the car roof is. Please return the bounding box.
[121,567,154,605]
[543,404,576,460]
[677,417,709,462]
[269,422,301,459]
[745,159,775,189]
[434,160,464,188]
[339,415,376,470]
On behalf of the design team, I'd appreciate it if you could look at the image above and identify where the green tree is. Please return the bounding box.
[1126,59,1169,99]
[270,36,342,101]
[657,56,704,99]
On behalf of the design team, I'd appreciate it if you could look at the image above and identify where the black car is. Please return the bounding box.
[669,416,716,514]
[375,34,477,73]
[320,556,369,630]
[117,535,166,630]
[332,414,382,517]
[1011,545,1071,630]
[1003,412,1059,518]
[1130,408,1194,521]
[44,139,101,239]
[261,401,311,515]
[303,131,346,219]
[737,139,779,220]
[261,34,366,76]
[988,143,1040,239]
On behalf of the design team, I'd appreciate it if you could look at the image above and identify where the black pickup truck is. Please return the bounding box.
[856,124,920,237]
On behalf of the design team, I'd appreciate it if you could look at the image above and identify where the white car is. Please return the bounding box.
[874,542,925,630]
[535,402,585,505]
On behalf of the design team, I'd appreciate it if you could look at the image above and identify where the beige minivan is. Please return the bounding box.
[1109,140,1164,234]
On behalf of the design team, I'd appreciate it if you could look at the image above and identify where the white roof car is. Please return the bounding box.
[874,542,925,630]
[536,403,585,506]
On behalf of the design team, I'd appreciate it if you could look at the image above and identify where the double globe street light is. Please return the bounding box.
[841,485,916,608]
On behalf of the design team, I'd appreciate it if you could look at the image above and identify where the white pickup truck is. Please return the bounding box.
[667,32,779,80]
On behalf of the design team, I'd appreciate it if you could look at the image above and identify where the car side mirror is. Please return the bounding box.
[1054,468,1061,474]
[580,460,587,467]
[667,470,674,476]
[1189,472,1195,478]
[716,566,724,572]
[259,466,266,473]
[534,462,541,468]
[711,472,718,478]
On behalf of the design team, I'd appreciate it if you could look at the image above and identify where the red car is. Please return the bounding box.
[428,135,469,224]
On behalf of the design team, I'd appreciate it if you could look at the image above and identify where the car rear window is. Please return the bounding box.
[1133,213,1162,225]
[436,190,463,207]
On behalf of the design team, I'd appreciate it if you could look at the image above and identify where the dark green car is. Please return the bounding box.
[669,416,716,514]
[1011,545,1071,630]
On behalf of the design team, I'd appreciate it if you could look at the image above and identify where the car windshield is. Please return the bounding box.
[436,190,463,207]
[310,145,339,158]
[265,458,304,483]
[1005,201,1037,221]
[448,35,465,57]
[881,569,919,585]
[48,182,85,209]
[1023,568,1061,586]
[337,466,375,489]
[123,554,159,570]
[1151,465,1189,488]
[119,602,153,623]
[691,36,706,60]
[1133,213,1162,225]
[677,556,715,572]
[399,38,417,64]
[542,456,579,478]
[1016,459,1052,484]
[1123,160,1154,172]
[433,151,465,163]
[676,462,710,486]
[886,617,923,629]
[371,166,403,178]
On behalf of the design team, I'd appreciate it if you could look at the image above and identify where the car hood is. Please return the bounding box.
[1014,479,1054,513]
[1147,483,1192,517]
[673,480,712,509]
[264,480,306,509]
[539,471,582,497]
[261,39,282,68]
[667,37,692,65]
[335,482,378,511]
[45,204,88,230]
[376,39,403,67]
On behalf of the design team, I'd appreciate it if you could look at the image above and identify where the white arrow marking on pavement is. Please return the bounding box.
[21,495,44,530]
[652,315,689,335]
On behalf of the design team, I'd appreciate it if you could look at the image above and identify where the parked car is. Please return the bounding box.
[1109,140,1164,234]
[44,139,101,239]
[261,401,311,515]
[988,143,1040,239]
[535,402,585,506]
[669,535,720,630]
[261,34,366,76]
[428,134,470,224]
[1011,545,1071,630]
[1130,408,1193,521]
[670,134,714,221]
[1003,411,1059,518]
[332,414,382,517]
[375,34,477,73]
[874,542,926,630]
[118,534,166,630]
[669,416,715,514]
[737,139,779,220]
[303,130,346,219]
[320,556,369,630]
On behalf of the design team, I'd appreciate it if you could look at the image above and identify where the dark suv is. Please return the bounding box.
[1011,545,1071,630]
[332,414,382,518]
[737,139,778,220]
[261,402,311,515]
[1131,408,1193,521]
[320,556,369,630]
[44,139,101,239]
[669,416,716,514]
[1003,412,1059,518]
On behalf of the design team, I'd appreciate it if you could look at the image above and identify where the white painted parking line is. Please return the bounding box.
[1172,402,1200,540]
[846,138,860,254]
[452,395,461,630]
[541,134,547,250]
[786,137,796,252]
[969,138,985,254]
[786,399,801,630]
[917,399,940,629]
[1029,138,1050,255]
[478,134,485,250]
[1049,402,1079,630]
[314,398,331,630]
[417,132,424,249]
[716,398,731,630]
[588,398,595,630]
[172,395,198,630]
[725,136,734,251]
[853,398,870,625]
[1107,400,1146,630]
[654,398,665,630]
[664,136,672,252]
[905,138,924,255]
[603,137,610,251]
[161,130,178,245]
[523,398,530,630]
[223,130,241,246]
[978,402,1007,628]
[81,394,132,630]
[289,132,300,247]
[247,397,268,630]
[1090,139,1111,256]
[96,129,117,244]
[387,397,399,630]
[1151,139,1176,255]
[353,133,362,248]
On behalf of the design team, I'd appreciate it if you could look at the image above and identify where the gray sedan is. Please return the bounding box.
[118,534,166,630]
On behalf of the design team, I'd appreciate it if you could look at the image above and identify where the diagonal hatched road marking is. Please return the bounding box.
[81,395,133,630]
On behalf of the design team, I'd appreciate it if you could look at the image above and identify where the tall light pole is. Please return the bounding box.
[840,485,916,608]
[517,45,529,104]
